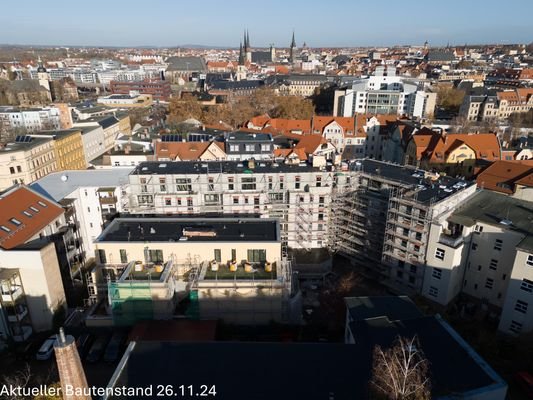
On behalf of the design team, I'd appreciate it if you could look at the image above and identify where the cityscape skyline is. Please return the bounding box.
[0,0,532,48]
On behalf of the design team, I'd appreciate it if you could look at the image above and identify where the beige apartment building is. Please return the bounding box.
[0,136,57,190]
[87,217,297,325]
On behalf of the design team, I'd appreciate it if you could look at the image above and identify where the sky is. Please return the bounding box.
[1,0,532,48]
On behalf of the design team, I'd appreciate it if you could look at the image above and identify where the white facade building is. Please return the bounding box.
[334,67,436,119]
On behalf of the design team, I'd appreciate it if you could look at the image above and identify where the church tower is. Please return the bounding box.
[244,29,252,63]
[36,56,51,91]
[289,31,296,64]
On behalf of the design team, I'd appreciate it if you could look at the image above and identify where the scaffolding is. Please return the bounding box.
[108,281,153,326]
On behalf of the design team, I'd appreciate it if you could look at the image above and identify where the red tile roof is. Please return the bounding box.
[476,160,533,194]
[0,186,64,250]
[155,141,225,161]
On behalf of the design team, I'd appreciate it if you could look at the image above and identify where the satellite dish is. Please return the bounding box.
[61,175,68,182]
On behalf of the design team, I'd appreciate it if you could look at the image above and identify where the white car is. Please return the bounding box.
[36,334,74,360]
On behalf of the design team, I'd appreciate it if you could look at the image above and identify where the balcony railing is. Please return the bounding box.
[12,325,32,342]
[438,233,464,248]
[1,286,23,302]
[7,305,28,322]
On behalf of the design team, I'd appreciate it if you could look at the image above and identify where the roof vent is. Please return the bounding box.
[61,174,68,182]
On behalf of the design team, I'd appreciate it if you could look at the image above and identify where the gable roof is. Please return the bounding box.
[155,141,225,161]
[0,186,64,250]
[312,116,355,134]
[294,135,330,155]
[476,160,533,194]
[412,131,501,163]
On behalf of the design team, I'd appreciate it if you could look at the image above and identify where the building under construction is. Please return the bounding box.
[328,160,477,292]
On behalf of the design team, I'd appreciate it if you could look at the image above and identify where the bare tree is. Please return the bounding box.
[370,336,431,400]
[2,363,31,400]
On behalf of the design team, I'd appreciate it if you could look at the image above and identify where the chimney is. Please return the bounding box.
[54,327,92,400]
[248,158,256,169]
[124,144,131,155]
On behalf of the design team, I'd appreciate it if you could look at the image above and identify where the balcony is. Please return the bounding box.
[7,305,28,322]
[12,325,32,342]
[99,196,118,205]
[1,286,23,302]
[438,233,464,248]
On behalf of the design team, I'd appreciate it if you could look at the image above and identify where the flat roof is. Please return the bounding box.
[356,159,475,204]
[345,296,423,322]
[0,136,53,153]
[130,160,319,175]
[448,190,533,251]
[97,217,279,243]
[109,321,502,400]
[30,168,133,202]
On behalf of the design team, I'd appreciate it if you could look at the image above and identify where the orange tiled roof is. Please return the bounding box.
[0,186,64,250]
[312,116,355,134]
[419,132,501,163]
[294,135,328,155]
[476,160,533,194]
[155,141,225,161]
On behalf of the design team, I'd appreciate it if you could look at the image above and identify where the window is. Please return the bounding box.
[318,213,324,221]
[471,242,478,250]
[231,249,236,262]
[494,239,503,251]
[432,268,442,280]
[268,176,273,190]
[233,197,239,204]
[176,178,192,192]
[485,278,494,289]
[17,166,21,173]
[520,279,533,293]
[228,177,234,190]
[489,259,498,270]
[148,249,164,264]
[474,225,483,233]
[9,218,22,226]
[120,249,128,263]
[204,194,220,204]
[435,248,445,260]
[410,264,417,274]
[9,167,15,174]
[165,198,171,206]
[177,198,182,206]
[241,177,256,190]
[429,286,438,297]
[316,176,322,187]
[87,207,91,213]
[229,144,239,152]
[261,144,270,152]
[295,176,301,189]
[510,320,523,334]
[98,249,107,264]
[527,255,533,267]
[208,177,214,191]
[245,144,255,152]
[247,249,266,263]
[515,300,528,314]
[214,249,221,263]
[187,198,193,207]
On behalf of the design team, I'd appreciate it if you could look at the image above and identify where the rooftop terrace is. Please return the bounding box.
[97,217,279,243]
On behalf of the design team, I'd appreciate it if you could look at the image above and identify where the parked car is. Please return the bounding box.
[516,371,533,398]
[36,334,74,360]
[86,334,110,363]
[103,333,125,363]
[76,333,93,359]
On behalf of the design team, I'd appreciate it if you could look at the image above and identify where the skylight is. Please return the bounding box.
[9,218,22,226]
[37,201,47,207]
[0,225,10,232]
[29,206,39,213]
[22,211,33,218]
